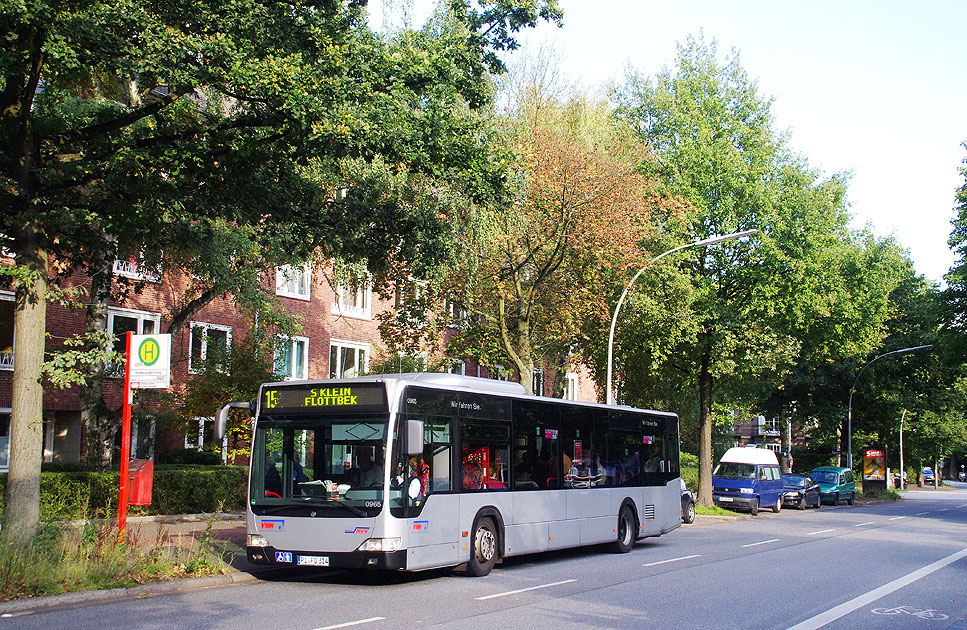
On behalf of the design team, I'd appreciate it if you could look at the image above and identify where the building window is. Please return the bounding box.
[332,279,371,319]
[276,263,311,300]
[443,298,467,328]
[563,373,578,401]
[0,409,9,472]
[113,255,161,283]
[107,307,160,375]
[532,369,544,396]
[329,341,368,379]
[185,416,227,463]
[276,336,309,380]
[491,364,510,381]
[0,292,14,370]
[189,322,232,373]
[766,443,782,453]
[448,359,466,375]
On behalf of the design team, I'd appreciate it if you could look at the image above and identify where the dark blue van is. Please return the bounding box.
[712,447,784,516]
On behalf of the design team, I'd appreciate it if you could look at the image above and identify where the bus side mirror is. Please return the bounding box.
[215,401,254,441]
[406,419,424,456]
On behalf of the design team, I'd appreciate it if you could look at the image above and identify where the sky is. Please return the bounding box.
[382,1,967,284]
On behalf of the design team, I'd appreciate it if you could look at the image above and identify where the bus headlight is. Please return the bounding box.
[357,538,402,552]
[248,535,271,547]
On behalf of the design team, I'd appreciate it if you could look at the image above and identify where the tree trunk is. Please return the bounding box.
[81,254,115,470]
[1,225,48,545]
[696,352,714,507]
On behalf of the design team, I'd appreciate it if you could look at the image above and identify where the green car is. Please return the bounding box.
[809,466,856,505]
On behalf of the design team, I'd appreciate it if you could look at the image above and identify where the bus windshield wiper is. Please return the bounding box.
[325,498,368,517]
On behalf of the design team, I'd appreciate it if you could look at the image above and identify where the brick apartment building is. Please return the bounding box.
[0,258,599,470]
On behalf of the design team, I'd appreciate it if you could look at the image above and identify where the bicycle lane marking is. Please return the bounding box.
[786,547,967,630]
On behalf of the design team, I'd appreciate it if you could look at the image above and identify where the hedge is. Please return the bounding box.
[0,466,248,521]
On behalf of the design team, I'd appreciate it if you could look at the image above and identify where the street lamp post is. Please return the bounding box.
[846,344,932,469]
[605,229,758,405]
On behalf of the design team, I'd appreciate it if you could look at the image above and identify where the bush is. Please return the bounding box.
[682,465,699,492]
[680,451,699,468]
[156,449,225,466]
[0,466,248,521]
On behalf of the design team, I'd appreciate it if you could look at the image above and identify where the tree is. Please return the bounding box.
[0,0,561,543]
[614,35,898,506]
[441,93,660,393]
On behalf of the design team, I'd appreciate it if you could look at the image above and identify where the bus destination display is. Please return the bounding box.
[261,383,387,414]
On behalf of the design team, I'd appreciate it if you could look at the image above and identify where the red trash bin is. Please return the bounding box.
[128,459,154,506]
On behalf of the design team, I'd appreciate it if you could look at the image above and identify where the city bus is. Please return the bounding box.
[215,373,682,576]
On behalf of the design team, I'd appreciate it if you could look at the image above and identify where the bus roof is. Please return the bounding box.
[260,372,678,419]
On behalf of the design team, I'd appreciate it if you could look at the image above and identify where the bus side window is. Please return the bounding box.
[460,419,510,491]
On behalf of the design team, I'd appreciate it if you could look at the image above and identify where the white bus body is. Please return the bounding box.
[224,373,682,575]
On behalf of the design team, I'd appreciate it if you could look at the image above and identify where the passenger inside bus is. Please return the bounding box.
[264,454,283,497]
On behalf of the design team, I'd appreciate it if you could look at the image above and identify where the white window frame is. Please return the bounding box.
[188,322,233,373]
[107,307,161,375]
[332,279,372,320]
[0,291,14,371]
[532,369,544,396]
[563,373,579,401]
[443,298,468,328]
[276,263,311,301]
[448,359,466,376]
[329,340,369,379]
[276,335,309,380]
[185,416,228,463]
[113,255,161,283]
[0,408,10,472]
[492,364,510,381]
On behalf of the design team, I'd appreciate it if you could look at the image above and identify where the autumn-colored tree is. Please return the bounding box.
[443,94,665,393]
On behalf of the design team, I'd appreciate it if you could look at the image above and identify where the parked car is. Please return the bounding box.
[681,478,695,524]
[712,447,783,516]
[810,466,856,505]
[781,473,821,510]
[922,467,935,483]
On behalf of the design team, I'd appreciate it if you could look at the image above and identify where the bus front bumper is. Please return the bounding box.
[248,546,408,570]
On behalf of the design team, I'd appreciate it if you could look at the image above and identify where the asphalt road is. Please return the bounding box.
[4,487,966,630]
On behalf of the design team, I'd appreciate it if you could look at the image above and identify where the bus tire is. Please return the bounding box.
[467,517,498,577]
[612,505,636,553]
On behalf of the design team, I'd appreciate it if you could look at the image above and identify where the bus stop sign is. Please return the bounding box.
[129,334,171,389]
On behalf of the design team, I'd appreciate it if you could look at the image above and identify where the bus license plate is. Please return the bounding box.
[718,496,733,502]
[297,555,329,567]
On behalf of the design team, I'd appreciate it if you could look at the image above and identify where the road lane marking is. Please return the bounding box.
[785,547,967,630]
[888,516,906,520]
[957,504,967,508]
[915,512,930,515]
[475,579,577,600]
[937,508,949,512]
[742,539,779,548]
[806,529,835,536]
[313,618,386,630]
[854,521,875,527]
[643,554,701,567]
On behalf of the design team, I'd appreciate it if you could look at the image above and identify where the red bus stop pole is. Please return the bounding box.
[117,331,133,542]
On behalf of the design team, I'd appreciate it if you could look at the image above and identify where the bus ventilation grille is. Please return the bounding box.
[643,505,656,520]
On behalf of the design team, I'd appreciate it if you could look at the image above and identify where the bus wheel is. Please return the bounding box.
[467,517,497,577]
[612,505,636,553]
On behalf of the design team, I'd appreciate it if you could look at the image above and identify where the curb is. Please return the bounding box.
[67,512,245,527]
[0,569,271,616]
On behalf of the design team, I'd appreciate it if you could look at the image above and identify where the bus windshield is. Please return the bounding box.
[251,415,389,518]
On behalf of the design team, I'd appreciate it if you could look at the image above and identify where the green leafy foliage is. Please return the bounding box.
[0,468,247,521]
